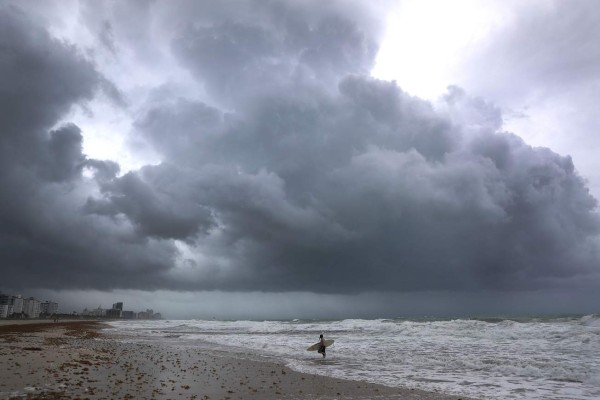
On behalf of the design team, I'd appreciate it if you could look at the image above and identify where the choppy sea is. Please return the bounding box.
[108,314,600,400]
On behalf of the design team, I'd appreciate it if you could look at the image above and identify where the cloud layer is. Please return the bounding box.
[2,1,600,299]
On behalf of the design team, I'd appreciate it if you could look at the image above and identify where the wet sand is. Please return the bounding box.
[0,321,473,399]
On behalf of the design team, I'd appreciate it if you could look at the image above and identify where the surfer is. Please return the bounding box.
[318,334,326,358]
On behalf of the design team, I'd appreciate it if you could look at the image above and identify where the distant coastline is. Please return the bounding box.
[1,291,163,321]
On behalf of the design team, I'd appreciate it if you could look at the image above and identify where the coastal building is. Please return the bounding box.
[105,301,124,318]
[82,303,156,320]
[22,297,41,318]
[40,301,59,316]
[136,309,161,319]
[82,306,106,317]
[0,304,12,318]
[106,308,122,318]
[80,304,162,320]
[0,294,9,317]
[11,295,23,315]
[0,294,24,318]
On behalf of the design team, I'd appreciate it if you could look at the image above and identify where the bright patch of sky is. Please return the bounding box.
[372,0,506,100]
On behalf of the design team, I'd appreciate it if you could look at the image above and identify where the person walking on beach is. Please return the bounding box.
[318,334,326,358]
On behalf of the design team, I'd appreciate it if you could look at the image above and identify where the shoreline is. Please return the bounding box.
[0,319,103,327]
[0,321,474,399]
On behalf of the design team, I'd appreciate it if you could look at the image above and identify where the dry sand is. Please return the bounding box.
[0,321,474,399]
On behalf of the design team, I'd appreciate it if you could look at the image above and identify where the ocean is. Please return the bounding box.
[107,314,600,400]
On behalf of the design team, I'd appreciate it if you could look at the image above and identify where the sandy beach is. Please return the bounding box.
[0,321,473,399]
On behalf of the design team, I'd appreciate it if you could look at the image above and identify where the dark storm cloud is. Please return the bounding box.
[2,0,600,297]
[0,4,177,291]
[0,6,97,138]
[37,124,86,183]
[96,76,600,292]
[85,165,216,241]
[171,3,378,104]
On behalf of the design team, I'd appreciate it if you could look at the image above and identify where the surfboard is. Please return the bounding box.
[306,339,334,351]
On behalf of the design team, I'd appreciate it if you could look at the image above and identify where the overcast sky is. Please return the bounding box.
[2,0,600,319]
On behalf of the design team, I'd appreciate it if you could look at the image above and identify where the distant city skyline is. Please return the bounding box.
[0,290,162,320]
[0,292,59,319]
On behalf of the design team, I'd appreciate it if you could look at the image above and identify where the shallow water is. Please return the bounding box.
[108,314,600,400]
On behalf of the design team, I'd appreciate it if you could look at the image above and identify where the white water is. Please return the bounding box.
[108,315,600,400]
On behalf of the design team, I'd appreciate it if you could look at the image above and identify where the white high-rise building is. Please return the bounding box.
[11,295,23,315]
[0,294,32,318]
[0,294,11,318]
[82,306,106,317]
[23,297,41,318]
[0,304,12,318]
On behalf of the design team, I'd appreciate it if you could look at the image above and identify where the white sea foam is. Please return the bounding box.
[108,315,600,400]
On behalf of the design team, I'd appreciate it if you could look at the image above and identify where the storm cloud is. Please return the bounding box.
[1,1,600,307]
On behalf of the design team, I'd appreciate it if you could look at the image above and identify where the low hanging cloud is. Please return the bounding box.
[1,1,600,297]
